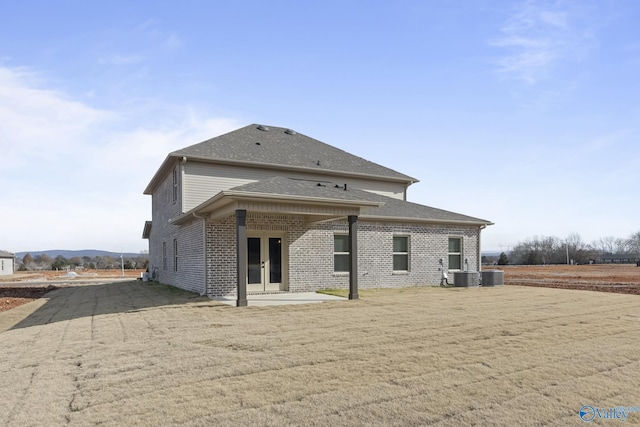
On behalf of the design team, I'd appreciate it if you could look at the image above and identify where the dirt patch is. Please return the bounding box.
[493,264,640,295]
[0,270,146,313]
[0,286,59,312]
[1,269,146,282]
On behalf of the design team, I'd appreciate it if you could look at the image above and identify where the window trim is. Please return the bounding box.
[333,233,349,274]
[448,236,463,270]
[173,238,178,272]
[162,241,167,271]
[392,235,410,272]
[172,168,178,204]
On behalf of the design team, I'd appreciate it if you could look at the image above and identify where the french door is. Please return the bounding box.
[247,233,286,292]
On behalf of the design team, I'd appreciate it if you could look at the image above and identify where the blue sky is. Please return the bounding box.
[1,0,639,254]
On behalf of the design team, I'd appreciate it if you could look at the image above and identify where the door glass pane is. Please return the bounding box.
[248,237,261,284]
[269,238,282,283]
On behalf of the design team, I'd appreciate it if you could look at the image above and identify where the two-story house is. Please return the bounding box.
[143,124,492,305]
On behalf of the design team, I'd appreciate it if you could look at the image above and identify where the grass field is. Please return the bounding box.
[1,268,639,426]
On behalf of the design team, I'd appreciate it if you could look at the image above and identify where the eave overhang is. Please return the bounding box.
[359,215,494,227]
[170,190,385,226]
[144,154,418,196]
[142,221,152,239]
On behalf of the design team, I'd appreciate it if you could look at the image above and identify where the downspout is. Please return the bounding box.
[193,211,208,296]
[478,225,486,272]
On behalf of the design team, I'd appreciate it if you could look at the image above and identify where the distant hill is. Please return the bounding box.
[481,251,503,257]
[15,250,147,259]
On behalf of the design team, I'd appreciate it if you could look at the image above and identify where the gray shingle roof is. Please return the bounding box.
[172,124,416,182]
[228,177,492,225]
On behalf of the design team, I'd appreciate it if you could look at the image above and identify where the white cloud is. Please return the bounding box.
[0,67,112,168]
[490,1,594,84]
[0,65,241,253]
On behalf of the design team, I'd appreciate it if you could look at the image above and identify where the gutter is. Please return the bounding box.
[222,190,383,207]
[192,211,208,296]
[169,153,417,184]
[478,224,487,272]
[169,191,384,225]
[359,215,494,227]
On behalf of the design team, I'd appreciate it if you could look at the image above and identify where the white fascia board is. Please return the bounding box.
[170,190,385,225]
[360,215,494,227]
[222,190,384,208]
[179,155,418,185]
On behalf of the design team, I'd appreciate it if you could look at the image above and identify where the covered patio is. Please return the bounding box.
[171,177,384,306]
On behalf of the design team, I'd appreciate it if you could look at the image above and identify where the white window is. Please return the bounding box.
[393,236,409,271]
[172,168,178,203]
[448,237,462,270]
[173,239,178,272]
[334,234,349,273]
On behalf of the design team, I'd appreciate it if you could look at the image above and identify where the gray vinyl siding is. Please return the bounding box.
[183,161,407,211]
[175,219,206,294]
[184,163,269,211]
[148,167,182,287]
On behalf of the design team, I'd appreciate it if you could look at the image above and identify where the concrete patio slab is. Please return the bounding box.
[213,292,346,306]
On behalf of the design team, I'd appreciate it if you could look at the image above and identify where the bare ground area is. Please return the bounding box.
[0,286,59,312]
[498,264,640,295]
[1,278,639,426]
[0,270,145,312]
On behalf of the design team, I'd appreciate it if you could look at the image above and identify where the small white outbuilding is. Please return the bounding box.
[0,250,15,276]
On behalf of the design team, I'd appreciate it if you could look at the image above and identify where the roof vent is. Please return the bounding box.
[284,129,296,135]
[255,142,261,145]
[257,125,269,131]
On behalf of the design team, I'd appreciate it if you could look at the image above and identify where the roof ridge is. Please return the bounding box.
[170,124,416,182]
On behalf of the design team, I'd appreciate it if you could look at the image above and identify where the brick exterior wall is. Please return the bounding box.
[204,212,481,297]
[206,218,238,297]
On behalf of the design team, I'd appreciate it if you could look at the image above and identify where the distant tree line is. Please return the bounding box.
[485,231,640,266]
[17,253,149,272]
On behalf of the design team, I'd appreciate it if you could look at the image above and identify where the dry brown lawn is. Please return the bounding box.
[1,278,639,426]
